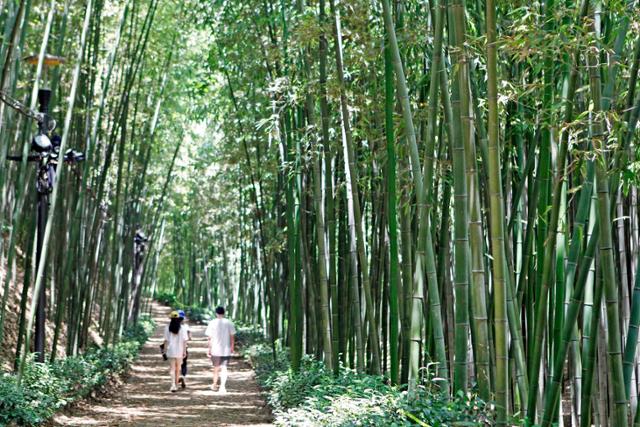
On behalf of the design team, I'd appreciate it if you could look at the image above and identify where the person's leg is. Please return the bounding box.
[211,356,220,390]
[181,353,188,377]
[179,356,187,388]
[174,360,181,387]
[219,357,229,392]
[169,358,178,392]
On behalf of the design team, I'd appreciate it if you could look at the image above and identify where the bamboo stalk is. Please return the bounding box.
[380,0,447,392]
[485,0,508,421]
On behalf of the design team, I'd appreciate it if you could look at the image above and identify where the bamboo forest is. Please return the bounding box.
[1,0,640,426]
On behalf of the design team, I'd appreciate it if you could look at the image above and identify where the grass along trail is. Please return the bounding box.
[52,302,273,426]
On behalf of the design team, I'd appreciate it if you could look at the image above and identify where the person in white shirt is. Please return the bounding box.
[205,306,236,393]
[162,311,189,392]
[177,310,192,388]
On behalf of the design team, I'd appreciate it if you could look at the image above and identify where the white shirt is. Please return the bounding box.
[205,318,236,357]
[163,325,189,358]
[182,323,191,337]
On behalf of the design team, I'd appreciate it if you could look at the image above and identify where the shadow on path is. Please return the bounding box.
[52,302,273,426]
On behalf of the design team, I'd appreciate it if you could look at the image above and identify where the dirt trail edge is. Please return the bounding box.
[53,302,273,426]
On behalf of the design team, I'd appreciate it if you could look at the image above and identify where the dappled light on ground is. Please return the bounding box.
[52,303,272,426]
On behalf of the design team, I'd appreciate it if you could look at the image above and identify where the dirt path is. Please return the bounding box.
[53,303,273,426]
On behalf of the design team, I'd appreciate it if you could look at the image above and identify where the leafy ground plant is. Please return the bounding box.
[243,332,491,426]
[154,291,217,324]
[0,316,154,426]
[154,291,179,307]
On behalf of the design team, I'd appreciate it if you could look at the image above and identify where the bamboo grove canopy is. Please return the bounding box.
[0,0,640,426]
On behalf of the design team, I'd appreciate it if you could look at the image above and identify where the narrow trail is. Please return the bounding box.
[53,303,273,426]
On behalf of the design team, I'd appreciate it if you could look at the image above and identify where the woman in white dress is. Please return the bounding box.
[162,311,189,392]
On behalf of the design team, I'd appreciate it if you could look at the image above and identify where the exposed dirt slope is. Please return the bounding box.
[0,256,68,370]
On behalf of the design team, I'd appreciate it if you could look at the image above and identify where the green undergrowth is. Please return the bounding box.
[0,316,155,426]
[154,291,179,307]
[155,291,215,323]
[242,336,491,426]
[234,323,266,348]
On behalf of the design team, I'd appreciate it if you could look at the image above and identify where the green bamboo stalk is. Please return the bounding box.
[399,186,413,383]
[580,195,599,427]
[580,263,604,427]
[448,0,471,394]
[0,0,53,349]
[624,241,640,397]
[0,0,28,224]
[14,203,35,371]
[558,158,595,421]
[551,181,567,358]
[304,59,333,372]
[541,222,599,426]
[526,1,588,419]
[587,36,629,426]
[423,0,452,394]
[531,0,554,341]
[318,0,339,376]
[331,0,380,374]
[380,0,447,392]
[485,0,508,421]
[461,43,493,412]
[383,23,400,385]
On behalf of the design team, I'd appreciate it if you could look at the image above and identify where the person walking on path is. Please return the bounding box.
[178,309,192,388]
[162,311,189,392]
[205,306,236,393]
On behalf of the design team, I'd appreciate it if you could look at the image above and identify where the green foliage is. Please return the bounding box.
[245,340,491,426]
[234,324,265,349]
[122,316,156,343]
[0,316,155,426]
[0,375,41,426]
[181,305,214,323]
[155,291,179,306]
[0,358,68,426]
[245,342,290,384]
[154,291,217,323]
[51,356,101,398]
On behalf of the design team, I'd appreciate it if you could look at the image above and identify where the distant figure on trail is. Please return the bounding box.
[178,310,192,388]
[162,311,189,392]
[205,306,236,393]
